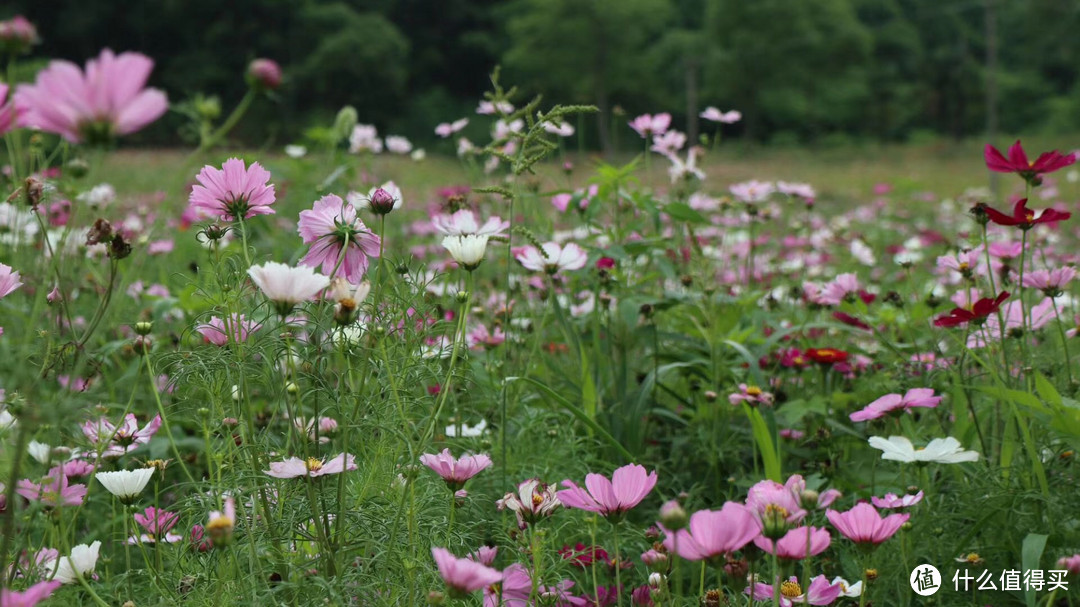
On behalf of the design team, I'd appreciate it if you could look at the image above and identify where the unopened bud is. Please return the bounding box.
[134,321,153,336]
[369,187,397,215]
[658,500,688,531]
[247,58,282,91]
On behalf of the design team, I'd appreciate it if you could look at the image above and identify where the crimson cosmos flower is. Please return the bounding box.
[981,199,1071,230]
[804,348,849,365]
[984,140,1076,183]
[933,291,1009,328]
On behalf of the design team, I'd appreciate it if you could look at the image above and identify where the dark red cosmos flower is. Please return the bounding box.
[833,311,871,331]
[985,140,1076,183]
[982,199,1071,230]
[596,257,616,270]
[933,291,1009,328]
[558,543,609,568]
[805,348,850,365]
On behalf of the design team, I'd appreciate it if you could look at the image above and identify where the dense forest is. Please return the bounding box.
[7,0,1080,149]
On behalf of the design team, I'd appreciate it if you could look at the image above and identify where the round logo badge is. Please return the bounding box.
[910,564,942,596]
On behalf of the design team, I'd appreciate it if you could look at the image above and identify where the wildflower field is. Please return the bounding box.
[6,15,1080,607]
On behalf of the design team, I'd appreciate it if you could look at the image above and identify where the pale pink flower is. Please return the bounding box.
[385,136,412,155]
[728,384,774,407]
[661,502,760,560]
[753,526,831,560]
[15,49,168,143]
[870,491,924,509]
[970,298,1056,348]
[0,263,23,299]
[849,388,942,422]
[432,547,502,596]
[1057,554,1080,576]
[556,463,657,519]
[16,470,86,508]
[746,479,807,533]
[0,83,16,135]
[435,118,469,138]
[515,242,588,275]
[651,130,686,155]
[818,273,860,306]
[700,107,741,123]
[747,575,842,607]
[730,180,776,203]
[497,478,561,529]
[188,158,276,220]
[0,580,61,607]
[0,15,39,52]
[476,100,513,115]
[247,262,331,308]
[196,314,260,346]
[467,324,506,349]
[551,184,598,214]
[297,194,381,283]
[468,546,498,566]
[420,449,492,490]
[629,113,671,138]
[82,413,162,458]
[666,146,706,183]
[1022,267,1075,295]
[265,453,357,479]
[129,507,183,544]
[988,241,1023,259]
[826,503,908,546]
[543,121,575,137]
[431,209,509,237]
[936,249,982,275]
[348,124,382,153]
[776,181,815,201]
[784,474,841,509]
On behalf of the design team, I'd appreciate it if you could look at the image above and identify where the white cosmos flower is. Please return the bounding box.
[442,235,490,271]
[96,468,156,501]
[831,577,863,597]
[0,408,15,431]
[327,278,371,305]
[868,436,979,464]
[445,419,488,438]
[247,262,331,306]
[284,144,307,158]
[45,541,101,584]
[27,440,52,464]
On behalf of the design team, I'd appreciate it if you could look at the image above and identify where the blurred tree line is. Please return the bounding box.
[7,0,1080,149]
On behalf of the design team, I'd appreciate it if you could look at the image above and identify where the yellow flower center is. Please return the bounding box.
[1026,212,1035,222]
[306,457,323,472]
[959,262,969,271]
[746,386,763,396]
[532,494,545,507]
[206,515,232,532]
[780,581,803,598]
[764,503,789,518]
[965,553,981,563]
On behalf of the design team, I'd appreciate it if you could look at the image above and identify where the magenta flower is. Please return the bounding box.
[15,49,168,144]
[1057,554,1080,576]
[297,194,381,283]
[0,263,23,299]
[432,547,503,597]
[16,470,86,508]
[826,503,909,546]
[0,83,16,136]
[556,463,657,520]
[82,413,162,458]
[0,580,61,607]
[468,546,498,566]
[628,113,671,138]
[985,140,1076,182]
[870,491,924,509]
[515,242,588,275]
[265,454,357,479]
[661,502,761,561]
[247,58,282,90]
[849,388,942,422]
[188,158,276,221]
[420,449,492,491]
[129,507,182,544]
[747,575,842,607]
[746,479,807,538]
[196,314,260,346]
[753,526,831,560]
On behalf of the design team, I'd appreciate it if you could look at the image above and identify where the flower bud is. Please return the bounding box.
[46,286,62,304]
[426,591,445,606]
[369,187,397,215]
[66,158,90,179]
[247,58,282,91]
[134,321,153,336]
[648,572,664,589]
[799,489,819,510]
[761,503,790,540]
[658,500,688,531]
[286,381,299,395]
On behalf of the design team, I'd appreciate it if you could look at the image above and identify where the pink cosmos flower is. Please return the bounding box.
[849,388,942,422]
[870,491,924,509]
[16,470,86,508]
[432,547,503,597]
[0,15,39,53]
[129,507,182,544]
[1022,267,1076,296]
[776,181,815,201]
[936,249,982,276]
[265,454,357,479]
[784,474,842,510]
[247,59,282,90]
[728,384,774,407]
[0,580,61,607]
[82,414,162,458]
[0,83,16,135]
[420,449,492,491]
[497,478,562,529]
[0,263,23,299]
[700,107,741,123]
[629,113,671,138]
[435,118,469,138]
[1057,555,1080,576]
[297,194,381,283]
[661,502,760,561]
[746,479,807,533]
[730,180,776,203]
[651,130,686,155]
[15,49,168,144]
[188,158,276,221]
[468,324,506,350]
[984,140,1076,181]
[431,209,509,237]
[753,526,831,560]
[826,503,908,546]
[196,314,260,346]
[515,242,588,275]
[476,100,513,115]
[818,273,860,306]
[556,463,657,520]
[483,563,586,607]
[551,185,599,214]
[747,575,842,607]
[969,297,1056,348]
[468,546,498,566]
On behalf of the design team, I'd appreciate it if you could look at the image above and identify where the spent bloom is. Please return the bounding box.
[556,463,657,520]
[496,478,562,529]
[871,491,924,509]
[420,449,492,491]
[868,435,980,464]
[826,503,908,546]
[661,502,761,561]
[431,547,503,598]
[188,158,276,221]
[15,49,168,144]
[297,194,381,283]
[849,388,942,422]
[247,262,332,313]
[95,468,156,503]
[265,453,357,479]
[515,242,588,275]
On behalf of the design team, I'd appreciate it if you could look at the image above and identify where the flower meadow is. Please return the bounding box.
[4,20,1080,607]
